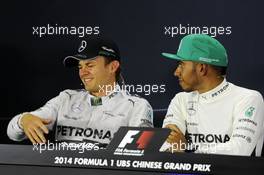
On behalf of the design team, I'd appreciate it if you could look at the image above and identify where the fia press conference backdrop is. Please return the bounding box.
[2,0,264,143]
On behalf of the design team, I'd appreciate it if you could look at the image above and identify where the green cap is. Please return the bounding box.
[162,34,228,67]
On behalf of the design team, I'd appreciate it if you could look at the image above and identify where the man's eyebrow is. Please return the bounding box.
[88,60,97,63]
[85,61,97,65]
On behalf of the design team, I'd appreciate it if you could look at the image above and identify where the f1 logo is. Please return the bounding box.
[118,130,154,149]
[118,130,139,148]
[78,40,87,52]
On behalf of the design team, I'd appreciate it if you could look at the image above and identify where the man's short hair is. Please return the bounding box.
[210,65,227,76]
[103,57,121,81]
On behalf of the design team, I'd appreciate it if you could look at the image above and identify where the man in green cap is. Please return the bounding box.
[161,34,264,156]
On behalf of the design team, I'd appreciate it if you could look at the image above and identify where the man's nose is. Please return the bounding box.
[79,67,90,76]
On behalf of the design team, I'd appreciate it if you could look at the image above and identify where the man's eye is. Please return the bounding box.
[85,63,94,67]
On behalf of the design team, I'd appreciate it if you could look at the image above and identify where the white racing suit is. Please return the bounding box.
[162,79,264,156]
[7,85,153,146]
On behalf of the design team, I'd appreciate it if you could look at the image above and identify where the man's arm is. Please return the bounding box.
[195,92,264,156]
[160,93,187,152]
[7,91,66,144]
[128,98,154,127]
[162,93,187,134]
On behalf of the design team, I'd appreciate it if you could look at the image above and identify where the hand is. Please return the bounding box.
[20,113,51,144]
[165,124,187,153]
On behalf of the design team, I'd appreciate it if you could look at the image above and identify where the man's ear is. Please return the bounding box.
[198,63,208,76]
[110,60,120,74]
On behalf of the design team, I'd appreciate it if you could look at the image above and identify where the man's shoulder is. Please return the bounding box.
[230,83,263,100]
[120,91,151,106]
[59,89,86,97]
[171,91,191,101]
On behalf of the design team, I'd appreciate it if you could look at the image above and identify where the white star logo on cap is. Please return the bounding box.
[78,40,87,53]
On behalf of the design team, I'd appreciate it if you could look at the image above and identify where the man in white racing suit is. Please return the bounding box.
[7,38,153,146]
[161,34,264,156]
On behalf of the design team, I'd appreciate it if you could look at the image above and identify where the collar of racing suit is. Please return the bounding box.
[88,84,124,106]
[191,78,230,102]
